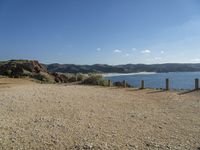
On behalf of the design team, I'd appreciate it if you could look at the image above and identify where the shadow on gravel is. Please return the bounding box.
[147,90,167,94]
[178,89,197,95]
[126,88,142,92]
[0,83,9,85]
[63,81,82,86]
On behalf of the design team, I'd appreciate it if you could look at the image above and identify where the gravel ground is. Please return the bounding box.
[0,78,200,150]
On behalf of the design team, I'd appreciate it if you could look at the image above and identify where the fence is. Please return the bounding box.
[108,78,200,91]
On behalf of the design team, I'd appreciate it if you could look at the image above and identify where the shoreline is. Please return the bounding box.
[102,72,157,77]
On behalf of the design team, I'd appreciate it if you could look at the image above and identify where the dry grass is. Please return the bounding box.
[0,78,200,150]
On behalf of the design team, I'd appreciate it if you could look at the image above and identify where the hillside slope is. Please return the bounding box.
[2,60,200,77]
[0,60,68,83]
[46,63,200,73]
[46,63,124,73]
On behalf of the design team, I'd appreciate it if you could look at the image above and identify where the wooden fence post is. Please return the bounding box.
[123,80,126,88]
[141,80,144,89]
[75,74,77,82]
[108,80,112,87]
[195,78,199,90]
[166,78,169,90]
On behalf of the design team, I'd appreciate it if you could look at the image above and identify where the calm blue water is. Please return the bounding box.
[104,72,200,90]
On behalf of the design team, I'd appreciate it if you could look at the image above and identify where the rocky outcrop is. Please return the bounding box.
[0,60,70,83]
[51,72,69,83]
[23,60,47,73]
[0,60,47,78]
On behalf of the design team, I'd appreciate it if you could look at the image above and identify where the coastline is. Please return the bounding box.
[102,72,157,77]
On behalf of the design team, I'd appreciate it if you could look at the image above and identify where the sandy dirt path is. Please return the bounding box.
[0,79,199,150]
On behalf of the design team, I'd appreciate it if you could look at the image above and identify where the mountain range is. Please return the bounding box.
[1,60,200,75]
[46,63,200,73]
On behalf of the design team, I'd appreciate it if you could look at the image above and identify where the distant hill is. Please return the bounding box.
[46,63,200,73]
[1,60,200,78]
[46,64,124,73]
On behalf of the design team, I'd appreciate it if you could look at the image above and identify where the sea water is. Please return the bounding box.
[104,72,200,90]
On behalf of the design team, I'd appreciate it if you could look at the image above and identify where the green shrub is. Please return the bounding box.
[76,73,87,81]
[54,73,86,83]
[32,73,55,83]
[22,69,32,76]
[68,76,77,82]
[83,74,101,85]
[98,79,109,86]
[32,74,47,82]
[82,74,109,86]
[113,81,131,87]
[4,70,12,76]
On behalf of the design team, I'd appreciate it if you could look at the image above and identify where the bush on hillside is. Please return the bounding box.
[113,81,132,87]
[4,70,12,76]
[76,73,87,81]
[32,72,55,83]
[82,74,109,86]
[63,73,88,82]
[68,76,77,82]
[98,79,109,86]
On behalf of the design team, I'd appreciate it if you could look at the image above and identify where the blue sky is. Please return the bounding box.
[0,0,200,64]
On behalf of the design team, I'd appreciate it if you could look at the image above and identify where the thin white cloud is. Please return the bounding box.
[191,58,200,62]
[141,49,151,54]
[154,57,162,60]
[161,51,164,54]
[124,53,130,57]
[114,49,122,53]
[132,48,136,51]
[96,48,101,51]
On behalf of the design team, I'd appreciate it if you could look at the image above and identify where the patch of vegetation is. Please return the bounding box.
[76,73,88,81]
[62,73,88,82]
[0,59,52,82]
[22,69,32,76]
[4,70,12,76]
[32,72,55,83]
[68,76,77,82]
[113,81,132,87]
[82,74,109,86]
[0,61,9,67]
[98,79,109,86]
[9,59,30,64]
